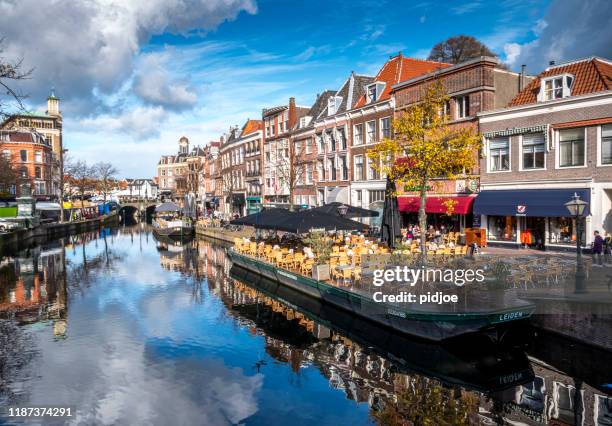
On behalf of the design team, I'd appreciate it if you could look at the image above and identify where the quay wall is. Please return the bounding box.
[0,213,119,255]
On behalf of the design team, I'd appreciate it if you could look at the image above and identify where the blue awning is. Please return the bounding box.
[473,189,590,217]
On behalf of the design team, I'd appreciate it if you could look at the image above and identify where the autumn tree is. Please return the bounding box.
[428,35,496,64]
[368,81,481,258]
[93,161,118,205]
[0,38,32,120]
[0,153,17,197]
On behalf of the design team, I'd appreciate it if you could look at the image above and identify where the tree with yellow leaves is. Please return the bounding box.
[368,81,481,258]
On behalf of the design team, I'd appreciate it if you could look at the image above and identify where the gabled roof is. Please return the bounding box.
[354,53,451,108]
[292,90,336,132]
[262,105,287,117]
[241,119,263,136]
[317,73,374,120]
[509,57,612,106]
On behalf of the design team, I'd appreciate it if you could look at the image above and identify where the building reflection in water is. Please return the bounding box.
[186,237,612,426]
[0,227,610,425]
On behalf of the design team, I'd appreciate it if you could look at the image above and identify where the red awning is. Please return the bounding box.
[397,196,475,214]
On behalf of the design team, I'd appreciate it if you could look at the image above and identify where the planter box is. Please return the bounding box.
[312,264,330,281]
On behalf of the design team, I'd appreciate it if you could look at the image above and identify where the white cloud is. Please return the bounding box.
[512,0,612,73]
[503,43,522,66]
[419,15,426,24]
[133,51,198,110]
[77,106,168,139]
[0,0,257,114]
[450,1,482,15]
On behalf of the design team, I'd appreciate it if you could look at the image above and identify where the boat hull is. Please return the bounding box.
[153,225,194,238]
[228,249,535,341]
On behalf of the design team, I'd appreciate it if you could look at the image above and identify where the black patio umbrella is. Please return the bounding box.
[230,208,291,230]
[155,201,181,213]
[380,177,401,249]
[273,209,368,234]
[311,202,379,218]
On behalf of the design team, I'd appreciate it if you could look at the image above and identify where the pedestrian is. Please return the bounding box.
[604,231,612,265]
[592,230,604,267]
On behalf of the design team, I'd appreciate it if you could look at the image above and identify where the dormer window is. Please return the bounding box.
[299,116,312,128]
[327,96,342,115]
[366,82,385,104]
[539,74,574,102]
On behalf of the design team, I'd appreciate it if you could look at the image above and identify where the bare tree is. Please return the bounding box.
[65,159,95,219]
[0,38,33,121]
[93,161,118,205]
[428,35,496,64]
[277,138,308,211]
[0,152,17,197]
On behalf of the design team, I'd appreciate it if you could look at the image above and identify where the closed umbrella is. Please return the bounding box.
[381,177,401,248]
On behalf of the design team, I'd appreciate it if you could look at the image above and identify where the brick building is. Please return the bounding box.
[262,98,309,206]
[475,57,612,249]
[156,136,190,199]
[314,72,373,206]
[290,90,335,208]
[240,120,264,214]
[349,54,447,222]
[391,56,529,232]
[0,130,54,198]
[2,91,63,199]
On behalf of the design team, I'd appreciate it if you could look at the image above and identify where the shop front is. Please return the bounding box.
[474,188,590,250]
[227,193,246,217]
[397,195,476,233]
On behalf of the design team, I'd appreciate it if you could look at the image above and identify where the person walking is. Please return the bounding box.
[592,230,604,267]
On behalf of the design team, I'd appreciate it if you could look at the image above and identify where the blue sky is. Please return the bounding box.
[1,0,610,177]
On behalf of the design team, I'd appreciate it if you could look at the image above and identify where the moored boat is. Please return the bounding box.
[152,217,194,238]
[227,248,536,341]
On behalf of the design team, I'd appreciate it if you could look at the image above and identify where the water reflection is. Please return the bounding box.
[0,225,609,425]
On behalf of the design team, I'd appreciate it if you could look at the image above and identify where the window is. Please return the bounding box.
[35,166,41,179]
[353,124,364,145]
[489,136,510,171]
[34,182,46,195]
[354,155,364,180]
[329,157,336,180]
[456,95,470,119]
[522,133,545,169]
[306,164,313,184]
[338,128,347,150]
[443,100,451,118]
[366,82,384,103]
[545,77,563,100]
[367,85,377,103]
[559,129,585,167]
[340,156,348,180]
[368,157,380,180]
[20,150,27,162]
[34,151,42,163]
[305,139,312,154]
[2,150,10,159]
[20,167,27,178]
[317,133,325,152]
[380,117,391,139]
[328,131,336,152]
[368,190,385,204]
[355,190,362,203]
[366,121,375,144]
[317,159,325,181]
[328,96,342,115]
[601,125,612,165]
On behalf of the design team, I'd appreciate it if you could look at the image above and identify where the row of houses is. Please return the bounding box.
[157,54,612,249]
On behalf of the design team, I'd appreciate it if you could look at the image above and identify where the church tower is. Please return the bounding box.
[179,136,189,155]
[46,88,60,117]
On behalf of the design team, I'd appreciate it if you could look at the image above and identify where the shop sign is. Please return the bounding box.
[516,205,526,216]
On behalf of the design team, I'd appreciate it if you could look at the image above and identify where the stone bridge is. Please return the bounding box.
[118,201,158,223]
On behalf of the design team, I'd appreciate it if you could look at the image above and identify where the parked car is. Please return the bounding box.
[0,218,19,232]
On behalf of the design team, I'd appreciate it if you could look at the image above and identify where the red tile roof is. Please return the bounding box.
[354,54,451,108]
[509,57,612,106]
[241,119,263,136]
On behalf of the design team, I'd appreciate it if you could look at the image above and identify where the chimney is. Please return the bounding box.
[519,64,526,91]
[288,97,296,128]
[549,60,556,66]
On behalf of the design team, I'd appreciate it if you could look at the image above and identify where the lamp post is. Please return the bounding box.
[337,204,349,217]
[565,193,588,294]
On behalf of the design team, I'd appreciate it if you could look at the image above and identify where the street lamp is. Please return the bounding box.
[565,192,588,294]
[337,204,349,217]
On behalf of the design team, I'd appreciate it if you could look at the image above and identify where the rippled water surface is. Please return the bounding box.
[0,226,610,425]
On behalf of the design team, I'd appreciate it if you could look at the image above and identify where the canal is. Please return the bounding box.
[0,225,610,425]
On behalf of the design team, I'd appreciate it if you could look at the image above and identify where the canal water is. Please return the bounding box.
[0,225,610,425]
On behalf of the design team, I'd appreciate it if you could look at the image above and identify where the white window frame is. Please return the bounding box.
[365,120,376,145]
[555,128,587,169]
[538,73,574,102]
[519,133,547,172]
[456,95,470,119]
[354,154,364,181]
[597,124,612,167]
[353,124,364,145]
[380,117,391,140]
[487,136,512,173]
